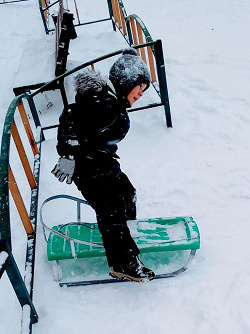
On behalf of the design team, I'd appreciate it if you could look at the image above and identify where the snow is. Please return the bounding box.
[21,304,32,334]
[1,0,250,333]
[0,251,8,269]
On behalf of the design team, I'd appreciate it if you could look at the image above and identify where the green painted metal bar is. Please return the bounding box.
[0,0,32,4]
[126,14,154,47]
[0,241,38,325]
[154,39,172,127]
[42,124,59,131]
[118,0,128,17]
[27,95,42,130]
[28,40,172,128]
[0,92,40,331]
[74,17,112,27]
[22,129,42,334]
[43,0,60,11]
[107,0,116,31]
[25,130,42,287]
[41,101,163,138]
[38,0,49,34]
[30,41,156,98]
[0,93,30,247]
[129,102,163,113]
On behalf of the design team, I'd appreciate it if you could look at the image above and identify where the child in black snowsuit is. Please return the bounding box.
[52,48,155,282]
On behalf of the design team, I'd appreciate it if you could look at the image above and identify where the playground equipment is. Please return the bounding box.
[0,42,169,332]
[0,42,198,330]
[0,0,186,331]
[0,95,41,333]
[38,0,172,127]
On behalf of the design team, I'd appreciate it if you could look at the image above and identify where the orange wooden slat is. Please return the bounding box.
[136,23,146,63]
[130,17,139,48]
[116,1,123,30]
[119,5,127,36]
[111,0,116,20]
[147,46,157,83]
[41,0,48,21]
[17,101,39,156]
[11,121,37,190]
[9,167,34,235]
[111,0,120,27]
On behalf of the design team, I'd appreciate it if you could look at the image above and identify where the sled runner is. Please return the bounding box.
[40,195,200,286]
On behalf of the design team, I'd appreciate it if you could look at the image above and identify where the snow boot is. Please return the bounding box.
[109,256,155,283]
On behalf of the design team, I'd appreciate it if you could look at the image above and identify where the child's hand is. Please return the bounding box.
[51,157,75,184]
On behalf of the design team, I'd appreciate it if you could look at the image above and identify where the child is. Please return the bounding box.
[52,48,155,282]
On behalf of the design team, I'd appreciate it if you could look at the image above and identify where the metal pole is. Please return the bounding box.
[154,39,172,127]
[107,0,116,31]
[73,0,80,25]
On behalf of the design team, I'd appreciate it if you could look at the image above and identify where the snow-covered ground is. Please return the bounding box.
[1,0,250,333]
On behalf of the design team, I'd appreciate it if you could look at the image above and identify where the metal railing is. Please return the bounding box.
[0,0,32,3]
[0,93,41,333]
[37,0,172,126]
[32,40,170,128]
[107,0,172,126]
[38,0,115,34]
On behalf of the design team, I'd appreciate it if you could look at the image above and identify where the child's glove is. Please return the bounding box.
[51,157,75,184]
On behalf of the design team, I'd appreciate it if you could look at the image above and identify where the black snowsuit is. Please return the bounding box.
[56,74,140,266]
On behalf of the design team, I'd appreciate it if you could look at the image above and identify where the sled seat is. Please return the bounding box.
[46,216,200,261]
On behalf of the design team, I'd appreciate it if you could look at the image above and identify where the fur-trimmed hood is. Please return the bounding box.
[74,69,107,95]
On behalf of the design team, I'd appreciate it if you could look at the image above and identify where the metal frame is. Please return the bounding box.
[0,93,41,333]
[0,0,32,4]
[0,240,38,322]
[29,41,171,138]
[37,0,172,126]
[39,0,116,34]
[59,249,197,287]
[38,0,51,34]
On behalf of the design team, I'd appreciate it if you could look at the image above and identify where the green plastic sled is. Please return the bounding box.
[40,195,200,286]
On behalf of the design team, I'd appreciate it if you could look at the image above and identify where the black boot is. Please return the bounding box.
[109,256,155,283]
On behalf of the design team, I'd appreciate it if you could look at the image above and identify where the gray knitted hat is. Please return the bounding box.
[109,48,151,98]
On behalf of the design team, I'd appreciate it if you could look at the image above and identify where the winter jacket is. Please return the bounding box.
[56,70,130,179]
